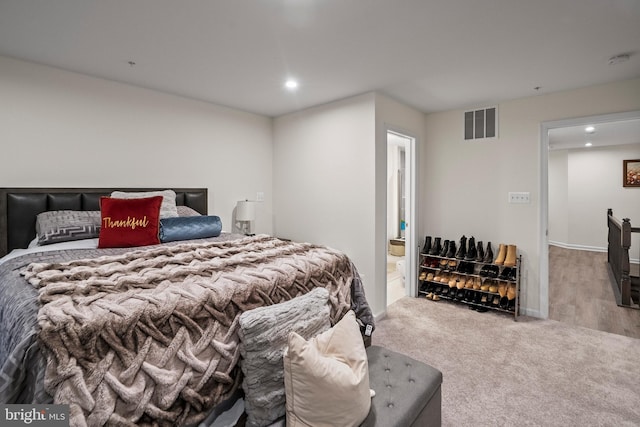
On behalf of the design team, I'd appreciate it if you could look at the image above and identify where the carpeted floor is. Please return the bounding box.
[372,297,640,426]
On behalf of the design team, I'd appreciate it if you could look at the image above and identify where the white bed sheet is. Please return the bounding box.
[0,238,99,267]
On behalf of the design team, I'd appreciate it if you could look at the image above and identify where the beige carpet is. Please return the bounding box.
[372,297,640,426]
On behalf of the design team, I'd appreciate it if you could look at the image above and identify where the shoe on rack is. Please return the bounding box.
[439,240,450,257]
[480,279,490,292]
[499,296,509,309]
[448,259,457,270]
[464,289,474,302]
[498,282,507,297]
[488,280,498,293]
[499,267,512,281]
[444,240,455,258]
[421,236,432,254]
[429,237,442,255]
[483,242,494,263]
[465,236,477,260]
[455,235,467,259]
[494,244,507,265]
[476,241,485,262]
[473,291,483,304]
[504,245,517,267]
[487,265,499,278]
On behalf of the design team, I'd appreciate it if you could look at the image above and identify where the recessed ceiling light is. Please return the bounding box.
[585,126,595,133]
[284,79,298,90]
[585,142,593,147]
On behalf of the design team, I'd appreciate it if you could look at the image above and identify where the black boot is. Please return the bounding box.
[446,241,457,258]
[439,240,450,257]
[465,236,477,260]
[429,237,441,255]
[455,235,467,259]
[476,241,485,262]
[421,236,432,254]
[483,242,493,263]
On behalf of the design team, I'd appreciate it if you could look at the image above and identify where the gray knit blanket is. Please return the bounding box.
[20,235,360,427]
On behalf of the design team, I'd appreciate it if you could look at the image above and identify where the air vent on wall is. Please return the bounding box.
[464,106,497,140]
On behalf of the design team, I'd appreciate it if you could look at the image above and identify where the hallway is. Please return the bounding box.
[548,245,640,339]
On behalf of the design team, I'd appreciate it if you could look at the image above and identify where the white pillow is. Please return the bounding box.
[283,310,370,427]
[110,190,179,218]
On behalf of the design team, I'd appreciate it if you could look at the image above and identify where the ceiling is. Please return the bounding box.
[0,0,639,118]
[549,119,640,151]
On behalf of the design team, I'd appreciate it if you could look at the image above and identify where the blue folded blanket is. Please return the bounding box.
[159,215,222,243]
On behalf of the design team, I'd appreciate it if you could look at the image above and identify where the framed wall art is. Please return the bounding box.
[623,159,640,187]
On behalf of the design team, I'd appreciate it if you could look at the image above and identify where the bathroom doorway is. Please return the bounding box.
[387,130,415,306]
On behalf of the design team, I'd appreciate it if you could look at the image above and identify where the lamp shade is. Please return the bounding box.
[236,200,255,221]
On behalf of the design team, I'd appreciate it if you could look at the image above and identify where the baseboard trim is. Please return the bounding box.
[549,241,639,264]
[548,241,606,253]
[519,307,543,319]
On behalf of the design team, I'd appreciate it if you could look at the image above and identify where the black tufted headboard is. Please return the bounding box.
[0,187,208,257]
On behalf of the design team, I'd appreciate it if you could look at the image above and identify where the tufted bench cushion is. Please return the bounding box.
[360,346,443,427]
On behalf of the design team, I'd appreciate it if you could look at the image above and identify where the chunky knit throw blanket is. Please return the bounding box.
[22,235,354,427]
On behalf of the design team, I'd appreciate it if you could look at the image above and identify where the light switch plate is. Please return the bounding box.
[508,192,530,204]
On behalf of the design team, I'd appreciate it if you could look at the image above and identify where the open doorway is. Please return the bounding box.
[540,110,640,337]
[386,130,416,306]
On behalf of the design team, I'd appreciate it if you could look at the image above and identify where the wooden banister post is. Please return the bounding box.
[621,218,632,305]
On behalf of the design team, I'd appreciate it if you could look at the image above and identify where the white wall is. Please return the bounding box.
[424,78,640,317]
[549,144,640,253]
[272,93,378,308]
[375,94,426,306]
[0,56,273,234]
[273,93,425,316]
[548,150,569,244]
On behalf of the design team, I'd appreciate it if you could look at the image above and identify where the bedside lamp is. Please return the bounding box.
[236,200,256,235]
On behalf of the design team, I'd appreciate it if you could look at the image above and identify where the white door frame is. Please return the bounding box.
[539,109,640,318]
[386,126,418,299]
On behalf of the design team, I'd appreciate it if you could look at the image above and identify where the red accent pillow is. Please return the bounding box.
[98,196,162,248]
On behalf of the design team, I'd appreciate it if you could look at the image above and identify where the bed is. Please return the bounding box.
[0,187,374,427]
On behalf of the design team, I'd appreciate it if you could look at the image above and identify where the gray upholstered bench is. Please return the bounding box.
[360,346,443,427]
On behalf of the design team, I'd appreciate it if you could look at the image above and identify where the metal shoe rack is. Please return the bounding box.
[418,252,521,320]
